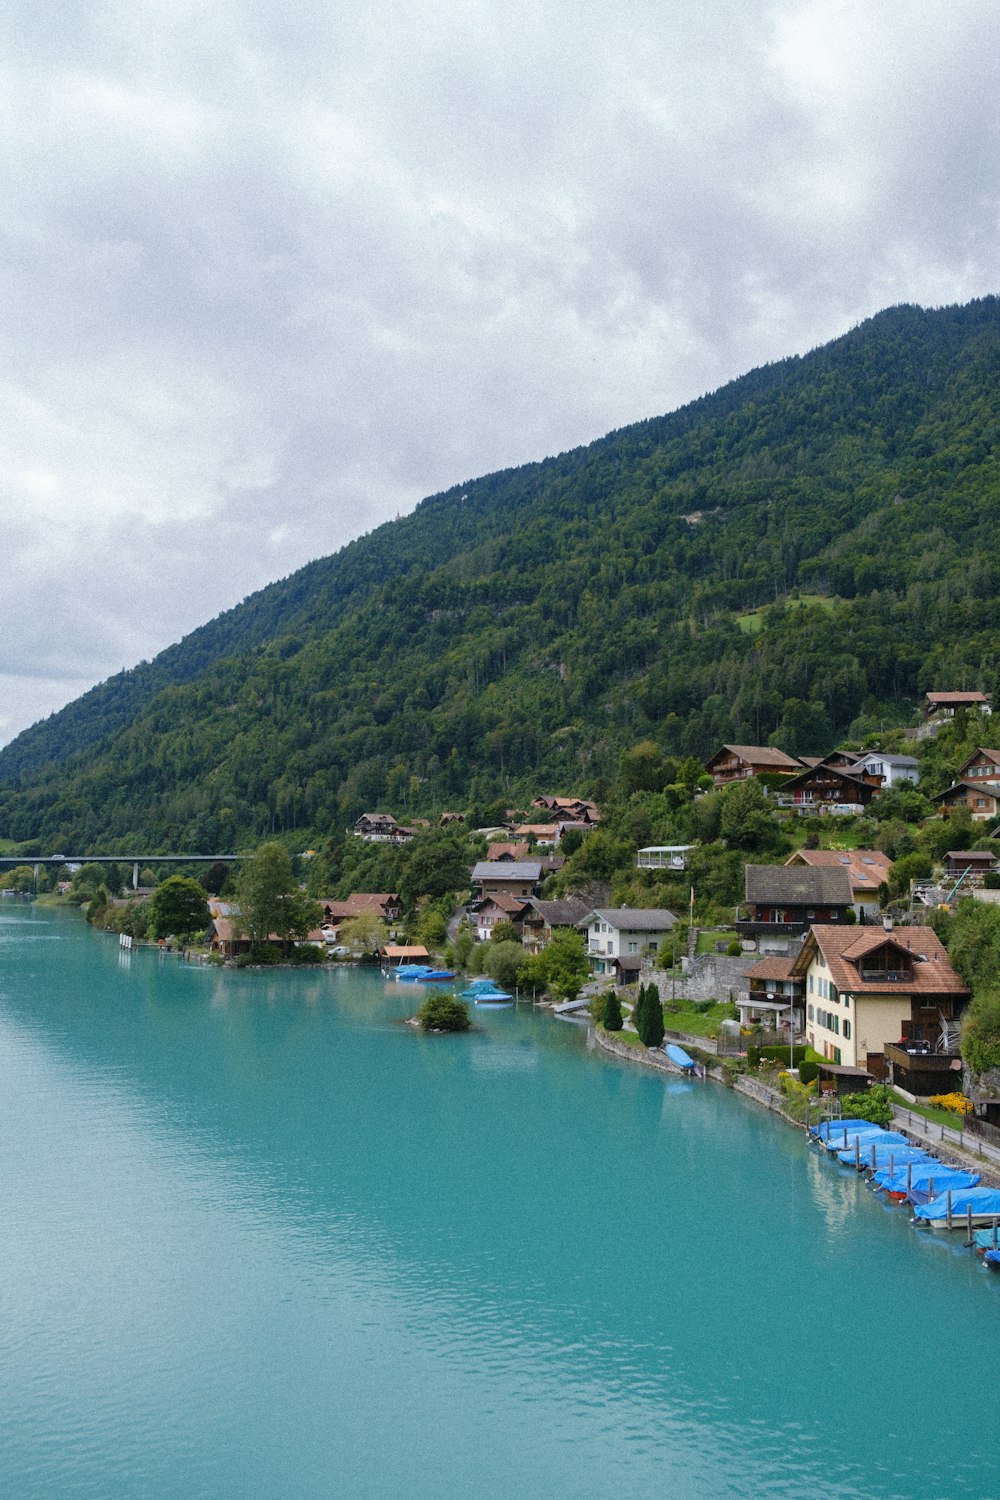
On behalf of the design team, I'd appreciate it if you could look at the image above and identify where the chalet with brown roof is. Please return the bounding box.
[779,761,879,814]
[520,896,591,955]
[487,841,530,862]
[790,924,969,1090]
[354,812,399,840]
[739,864,853,945]
[932,780,1000,821]
[942,850,997,889]
[924,690,991,719]
[784,849,892,917]
[469,893,529,942]
[531,795,601,823]
[740,954,805,1033]
[704,744,803,789]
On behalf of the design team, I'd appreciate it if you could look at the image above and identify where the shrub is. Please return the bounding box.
[290,943,325,965]
[760,1045,809,1067]
[839,1084,893,1127]
[798,1060,819,1085]
[726,939,742,956]
[602,992,624,1031]
[248,942,282,965]
[416,995,471,1032]
[746,1046,760,1068]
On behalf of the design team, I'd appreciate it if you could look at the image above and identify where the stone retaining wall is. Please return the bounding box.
[651,952,749,1004]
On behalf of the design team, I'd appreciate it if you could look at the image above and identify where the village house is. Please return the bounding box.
[779,760,879,814]
[923,690,991,720]
[486,841,530,862]
[354,812,398,840]
[531,795,601,824]
[519,897,592,955]
[739,864,854,948]
[469,893,529,942]
[851,750,919,787]
[578,907,678,982]
[469,861,542,900]
[924,749,1000,818]
[941,850,998,890]
[784,848,892,919]
[513,824,562,847]
[739,954,806,1036]
[790,923,969,1091]
[704,744,804,789]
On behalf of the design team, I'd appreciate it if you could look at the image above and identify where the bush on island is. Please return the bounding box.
[417,995,471,1032]
[290,943,325,965]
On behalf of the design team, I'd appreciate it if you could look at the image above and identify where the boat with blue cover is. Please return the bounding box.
[820,1127,909,1154]
[810,1118,875,1139]
[844,1143,933,1172]
[664,1043,697,1073]
[394,965,456,982]
[913,1186,1000,1229]
[458,977,514,1007]
[971,1226,1000,1253]
[904,1169,982,1206]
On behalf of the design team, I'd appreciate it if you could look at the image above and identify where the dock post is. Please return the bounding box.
[855,1138,860,1170]
[907,1162,912,1196]
[968,1204,974,1244]
[946,1190,953,1230]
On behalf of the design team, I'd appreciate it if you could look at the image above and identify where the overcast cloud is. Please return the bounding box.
[1,0,998,744]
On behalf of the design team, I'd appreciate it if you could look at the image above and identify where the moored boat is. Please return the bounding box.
[458,977,514,1006]
[665,1043,697,1073]
[913,1186,1000,1229]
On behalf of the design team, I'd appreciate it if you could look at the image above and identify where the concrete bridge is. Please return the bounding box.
[0,854,243,891]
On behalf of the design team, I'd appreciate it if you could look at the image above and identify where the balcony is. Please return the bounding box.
[736,919,807,939]
[860,968,911,984]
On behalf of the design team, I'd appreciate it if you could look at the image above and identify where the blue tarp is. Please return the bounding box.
[913,1187,1000,1223]
[811,1118,874,1139]
[905,1169,981,1205]
[821,1128,909,1152]
[842,1144,933,1170]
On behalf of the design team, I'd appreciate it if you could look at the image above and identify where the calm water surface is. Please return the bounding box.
[1,903,997,1499]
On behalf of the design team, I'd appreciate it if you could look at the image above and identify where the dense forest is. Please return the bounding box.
[3,296,1000,852]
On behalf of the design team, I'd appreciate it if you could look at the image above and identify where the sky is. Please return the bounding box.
[2,0,999,746]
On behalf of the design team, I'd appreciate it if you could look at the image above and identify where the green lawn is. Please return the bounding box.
[735,594,838,635]
[662,999,737,1038]
[889,1090,964,1130]
[695,929,739,956]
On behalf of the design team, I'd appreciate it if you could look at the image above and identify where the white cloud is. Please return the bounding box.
[1,0,999,744]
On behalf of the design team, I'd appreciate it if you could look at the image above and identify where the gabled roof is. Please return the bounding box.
[926,691,989,705]
[471,861,542,882]
[522,897,591,927]
[785,848,892,893]
[958,748,1000,773]
[487,841,530,861]
[705,744,804,771]
[791,924,969,996]
[470,892,529,915]
[745,864,853,906]
[578,907,678,932]
[744,956,799,982]
[932,780,1000,803]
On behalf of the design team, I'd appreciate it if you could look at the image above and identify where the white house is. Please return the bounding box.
[578,907,678,980]
[852,752,920,788]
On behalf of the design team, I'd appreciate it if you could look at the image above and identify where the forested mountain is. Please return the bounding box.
[3,296,1000,852]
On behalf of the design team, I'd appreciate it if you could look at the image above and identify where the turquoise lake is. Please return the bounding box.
[1,902,997,1499]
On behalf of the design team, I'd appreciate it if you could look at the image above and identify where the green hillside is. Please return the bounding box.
[3,296,1000,851]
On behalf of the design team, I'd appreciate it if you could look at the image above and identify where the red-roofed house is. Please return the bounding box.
[790,924,969,1088]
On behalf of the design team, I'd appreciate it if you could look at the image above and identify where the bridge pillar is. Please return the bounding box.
[34,863,41,890]
[133,861,140,890]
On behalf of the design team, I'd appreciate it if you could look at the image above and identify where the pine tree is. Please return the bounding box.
[603,991,623,1031]
[635,982,665,1047]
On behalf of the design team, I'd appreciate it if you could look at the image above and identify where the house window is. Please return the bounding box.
[844,1019,852,1040]
[628,941,638,954]
[843,993,849,1008]
[833,1046,842,1065]
[807,1004,814,1021]
[809,975,814,994]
